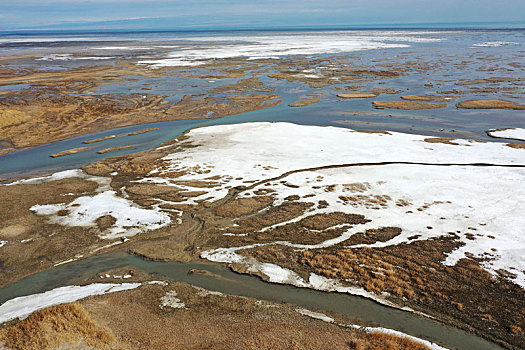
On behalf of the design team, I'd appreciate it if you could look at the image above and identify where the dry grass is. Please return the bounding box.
[338,194,392,209]
[300,248,418,299]
[509,325,522,335]
[242,329,432,350]
[424,137,460,146]
[0,303,114,350]
[0,109,30,127]
[289,99,319,107]
[76,281,432,350]
[456,99,525,110]
[507,143,525,149]
[351,331,432,350]
[289,237,525,347]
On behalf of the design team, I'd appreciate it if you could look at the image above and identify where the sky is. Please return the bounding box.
[0,0,524,31]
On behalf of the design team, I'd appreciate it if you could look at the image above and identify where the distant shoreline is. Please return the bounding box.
[1,22,525,36]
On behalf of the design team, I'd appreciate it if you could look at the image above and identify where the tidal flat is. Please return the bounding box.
[0,30,524,349]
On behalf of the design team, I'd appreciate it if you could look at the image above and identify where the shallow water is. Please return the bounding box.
[0,251,503,350]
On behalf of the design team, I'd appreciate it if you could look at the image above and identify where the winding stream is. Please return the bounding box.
[0,251,502,350]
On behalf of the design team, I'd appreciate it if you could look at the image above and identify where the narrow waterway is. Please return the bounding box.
[0,251,503,350]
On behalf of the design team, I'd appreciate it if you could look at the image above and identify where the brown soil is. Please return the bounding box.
[456,99,525,110]
[372,101,447,110]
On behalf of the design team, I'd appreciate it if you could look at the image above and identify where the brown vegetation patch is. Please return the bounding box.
[401,95,449,102]
[344,227,402,245]
[338,194,392,209]
[424,137,460,145]
[166,93,281,120]
[338,92,378,99]
[294,237,524,348]
[96,215,117,230]
[241,212,370,245]
[506,143,525,149]
[208,76,274,94]
[0,224,31,238]
[0,109,30,127]
[0,303,114,350]
[233,201,314,232]
[456,99,525,110]
[289,99,319,107]
[50,146,94,158]
[299,212,369,230]
[83,134,124,144]
[372,101,446,110]
[215,197,273,218]
[352,331,432,350]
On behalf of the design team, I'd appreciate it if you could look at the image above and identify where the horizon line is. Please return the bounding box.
[1,20,525,35]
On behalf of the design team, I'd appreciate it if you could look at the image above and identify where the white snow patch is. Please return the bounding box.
[53,258,76,267]
[139,31,442,67]
[179,122,525,288]
[295,308,335,323]
[193,286,223,297]
[5,169,84,186]
[160,290,185,309]
[31,190,171,239]
[147,280,168,286]
[487,128,525,141]
[472,41,519,47]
